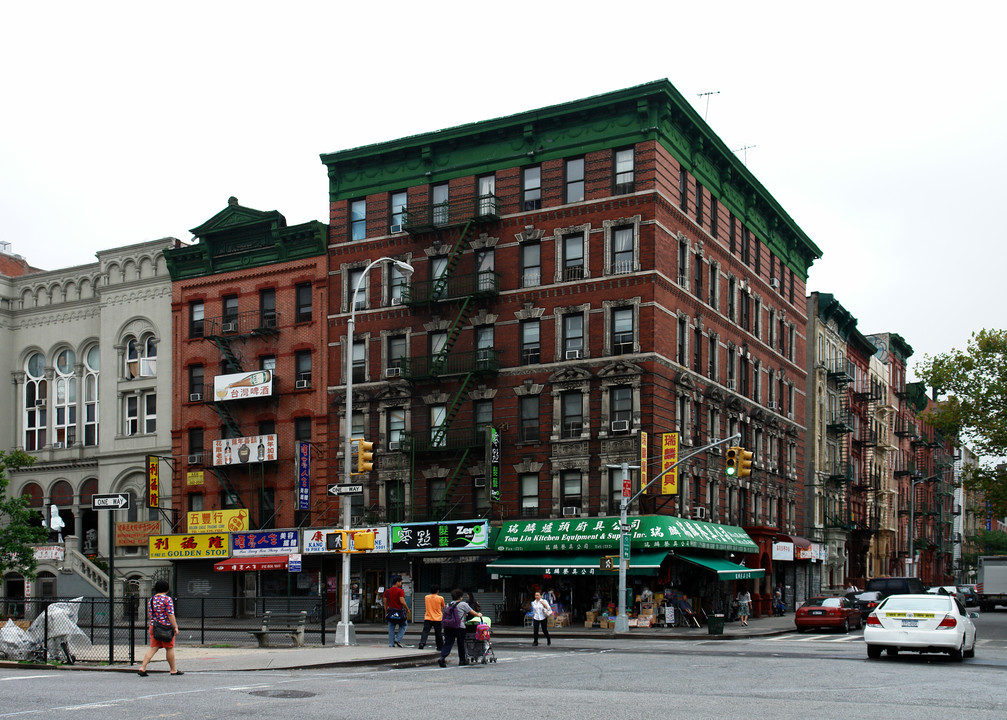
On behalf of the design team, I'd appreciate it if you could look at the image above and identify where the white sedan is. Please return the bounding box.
[864,593,977,661]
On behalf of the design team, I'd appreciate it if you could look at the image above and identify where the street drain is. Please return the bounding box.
[249,690,316,699]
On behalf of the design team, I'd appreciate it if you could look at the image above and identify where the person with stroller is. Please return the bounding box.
[438,589,481,668]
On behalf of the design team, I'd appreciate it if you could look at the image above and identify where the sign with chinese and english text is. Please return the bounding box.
[389,520,489,553]
[116,521,161,546]
[302,527,388,554]
[660,433,679,494]
[230,530,299,557]
[187,509,249,533]
[212,434,277,466]
[213,370,272,402]
[149,533,229,559]
[296,441,310,511]
[147,455,159,508]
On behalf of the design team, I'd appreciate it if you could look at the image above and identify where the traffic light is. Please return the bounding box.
[738,448,754,478]
[726,446,739,476]
[356,439,374,474]
[351,530,375,550]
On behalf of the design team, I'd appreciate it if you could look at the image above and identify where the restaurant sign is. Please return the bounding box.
[389,520,489,553]
[149,533,229,559]
[495,515,757,554]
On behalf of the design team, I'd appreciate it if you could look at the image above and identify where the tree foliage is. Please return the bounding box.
[0,449,49,581]
[917,329,1007,516]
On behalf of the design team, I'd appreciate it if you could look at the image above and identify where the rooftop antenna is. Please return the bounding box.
[696,91,720,120]
[734,144,757,165]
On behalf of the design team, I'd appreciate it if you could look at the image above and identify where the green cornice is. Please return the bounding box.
[815,292,859,341]
[905,381,929,413]
[320,79,822,279]
[889,332,913,361]
[165,199,327,281]
[850,328,877,358]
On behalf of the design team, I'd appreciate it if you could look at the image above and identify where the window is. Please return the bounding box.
[563,233,584,280]
[677,239,688,286]
[261,355,276,372]
[260,289,276,328]
[144,393,156,434]
[430,404,446,448]
[189,301,204,338]
[475,249,495,293]
[521,242,541,287]
[695,179,704,225]
[430,256,448,300]
[677,316,687,365]
[563,313,584,359]
[711,197,719,238]
[693,255,703,298]
[295,283,312,322]
[387,408,405,446]
[709,263,718,308]
[728,277,736,321]
[611,386,632,426]
[83,345,99,446]
[519,396,539,442]
[188,493,203,512]
[350,199,366,240]
[25,352,48,450]
[473,400,493,437]
[387,334,406,370]
[612,227,634,274]
[124,334,157,378]
[561,470,582,508]
[612,307,634,354]
[126,395,138,436]
[222,295,238,326]
[429,331,447,361]
[477,175,496,216]
[352,340,365,383]
[753,298,761,340]
[294,416,311,442]
[788,326,796,362]
[53,348,76,446]
[520,473,539,517]
[609,467,637,510]
[522,166,541,211]
[754,235,761,275]
[727,346,736,385]
[708,335,718,379]
[693,327,702,373]
[614,148,635,194]
[295,350,312,386]
[728,215,736,255]
[348,268,365,311]
[520,320,540,365]
[561,391,583,439]
[390,191,407,229]
[565,158,585,203]
[739,356,749,398]
[390,262,408,304]
[475,326,494,368]
[258,419,275,437]
[740,292,750,332]
[679,167,688,213]
[742,227,751,265]
[432,183,449,224]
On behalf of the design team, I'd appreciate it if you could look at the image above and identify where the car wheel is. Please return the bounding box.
[856,615,863,630]
[964,633,976,659]
[841,618,849,633]
[867,645,882,659]
[796,626,805,633]
[950,639,964,662]
[887,646,899,656]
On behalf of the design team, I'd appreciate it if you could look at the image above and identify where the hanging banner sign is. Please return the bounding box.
[213,369,272,402]
[640,431,648,492]
[296,441,311,511]
[389,520,489,553]
[212,434,277,466]
[149,533,229,559]
[187,509,250,533]
[147,455,159,508]
[661,433,679,494]
[488,428,501,502]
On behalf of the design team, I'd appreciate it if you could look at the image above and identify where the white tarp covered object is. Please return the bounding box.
[25,597,91,661]
[0,619,32,659]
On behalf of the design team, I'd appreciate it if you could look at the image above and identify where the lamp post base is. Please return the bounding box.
[335,621,357,646]
[613,615,630,633]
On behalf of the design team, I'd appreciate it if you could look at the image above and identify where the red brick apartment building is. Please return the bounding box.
[321,80,822,587]
[165,199,330,537]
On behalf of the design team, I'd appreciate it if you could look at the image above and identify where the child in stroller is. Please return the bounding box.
[464,612,497,664]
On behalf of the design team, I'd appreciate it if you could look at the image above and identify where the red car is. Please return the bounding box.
[795,596,863,633]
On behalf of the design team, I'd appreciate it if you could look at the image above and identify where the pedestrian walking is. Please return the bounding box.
[138,579,183,676]
[531,590,552,646]
[417,584,445,650]
[737,587,752,627]
[438,589,480,667]
[384,575,410,648]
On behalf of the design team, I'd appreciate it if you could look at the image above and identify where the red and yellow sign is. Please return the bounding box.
[187,509,249,533]
[149,533,229,559]
[660,432,679,494]
[116,521,161,546]
[147,454,159,508]
[640,431,648,491]
[186,471,204,486]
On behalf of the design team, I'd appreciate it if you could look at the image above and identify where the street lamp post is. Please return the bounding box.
[336,257,414,646]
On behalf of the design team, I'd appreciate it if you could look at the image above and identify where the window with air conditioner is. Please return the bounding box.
[563,313,584,360]
[385,367,401,378]
[561,391,583,439]
[188,453,203,465]
[611,420,630,433]
[562,506,580,517]
[474,477,486,488]
[691,507,707,520]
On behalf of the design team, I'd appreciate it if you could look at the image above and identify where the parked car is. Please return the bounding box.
[795,596,862,633]
[956,585,979,607]
[850,590,884,615]
[864,593,977,661]
[864,576,927,600]
[927,585,959,599]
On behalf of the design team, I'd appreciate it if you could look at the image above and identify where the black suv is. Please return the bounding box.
[864,577,927,599]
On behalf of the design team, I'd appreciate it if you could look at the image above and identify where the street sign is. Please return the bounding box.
[600,555,616,571]
[92,493,130,510]
[334,484,364,495]
[327,484,340,497]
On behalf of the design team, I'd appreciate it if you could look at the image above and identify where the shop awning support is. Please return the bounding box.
[609,432,740,633]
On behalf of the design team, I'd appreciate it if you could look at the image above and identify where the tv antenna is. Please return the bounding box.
[734,144,757,165]
[696,91,720,120]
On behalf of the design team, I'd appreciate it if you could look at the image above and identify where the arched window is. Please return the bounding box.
[79,478,98,505]
[83,345,99,445]
[20,482,44,530]
[51,480,73,506]
[24,353,47,450]
[53,348,77,447]
[124,333,157,379]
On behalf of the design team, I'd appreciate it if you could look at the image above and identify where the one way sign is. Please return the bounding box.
[92,493,131,510]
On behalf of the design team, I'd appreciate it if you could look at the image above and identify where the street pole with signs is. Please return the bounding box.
[607,433,739,633]
[338,257,414,646]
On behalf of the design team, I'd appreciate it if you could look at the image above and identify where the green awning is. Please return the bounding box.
[486,550,668,577]
[495,515,757,554]
[676,553,765,581]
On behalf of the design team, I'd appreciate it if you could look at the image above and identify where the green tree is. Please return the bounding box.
[917,329,1007,516]
[0,449,49,580]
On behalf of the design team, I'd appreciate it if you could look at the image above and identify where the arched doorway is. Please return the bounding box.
[50,480,75,539]
[3,573,26,618]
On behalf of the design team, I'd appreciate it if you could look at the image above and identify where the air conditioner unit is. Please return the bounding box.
[474,477,486,488]
[388,441,400,451]
[691,507,707,520]
[52,442,64,449]
[221,321,237,334]
[189,392,203,402]
[611,420,630,433]
[770,277,781,289]
[726,379,737,390]
[390,224,404,234]
[767,401,779,411]
[35,399,46,407]
[385,367,401,378]
[562,506,580,517]
[565,349,582,360]
[295,379,310,389]
[391,296,403,306]
[187,454,203,465]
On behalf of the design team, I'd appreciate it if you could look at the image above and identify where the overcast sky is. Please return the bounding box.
[2,1,1004,378]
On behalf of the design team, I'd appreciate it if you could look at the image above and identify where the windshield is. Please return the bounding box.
[879,596,952,613]
[804,597,841,608]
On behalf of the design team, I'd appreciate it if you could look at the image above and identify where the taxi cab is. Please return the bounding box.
[863,593,977,661]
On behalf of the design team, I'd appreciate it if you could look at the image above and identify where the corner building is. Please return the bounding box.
[322,81,821,616]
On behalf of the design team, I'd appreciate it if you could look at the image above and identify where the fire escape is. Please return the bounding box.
[198,308,279,517]
[825,358,854,530]
[400,196,501,521]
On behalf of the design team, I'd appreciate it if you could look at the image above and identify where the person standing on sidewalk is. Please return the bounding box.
[384,576,410,648]
[417,584,445,650]
[138,579,183,676]
[531,590,552,646]
[737,586,752,627]
[438,589,481,667]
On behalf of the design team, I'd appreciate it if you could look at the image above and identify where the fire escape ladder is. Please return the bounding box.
[431,297,473,375]
[210,466,246,511]
[434,447,472,520]
[428,373,474,448]
[209,399,243,440]
[431,220,475,300]
[209,336,244,373]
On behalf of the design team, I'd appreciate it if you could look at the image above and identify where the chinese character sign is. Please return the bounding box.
[488,428,501,503]
[147,454,159,508]
[213,370,273,402]
[640,431,648,492]
[230,530,300,557]
[389,520,489,552]
[296,441,310,511]
[661,432,679,494]
[302,527,389,554]
[187,509,249,533]
[149,533,229,559]
[212,434,277,466]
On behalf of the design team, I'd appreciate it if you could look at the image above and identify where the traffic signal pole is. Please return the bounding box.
[609,432,740,633]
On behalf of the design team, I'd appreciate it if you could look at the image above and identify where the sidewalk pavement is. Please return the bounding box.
[3,613,798,674]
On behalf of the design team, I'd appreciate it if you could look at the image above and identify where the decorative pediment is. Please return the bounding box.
[469,233,498,250]
[468,386,498,401]
[514,304,545,320]
[421,391,450,405]
[189,197,286,237]
[704,385,724,403]
[672,370,696,389]
[515,227,546,243]
[548,366,592,384]
[374,385,413,405]
[471,309,498,326]
[514,381,544,396]
[597,360,643,379]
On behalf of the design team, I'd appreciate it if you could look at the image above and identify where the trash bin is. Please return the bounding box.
[708,613,725,635]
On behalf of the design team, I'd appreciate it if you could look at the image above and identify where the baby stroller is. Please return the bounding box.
[464,618,497,664]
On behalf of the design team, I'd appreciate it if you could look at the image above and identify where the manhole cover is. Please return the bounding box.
[249,690,316,699]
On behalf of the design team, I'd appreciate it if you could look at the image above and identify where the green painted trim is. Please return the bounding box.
[320,80,821,278]
[850,328,877,358]
[889,332,914,361]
